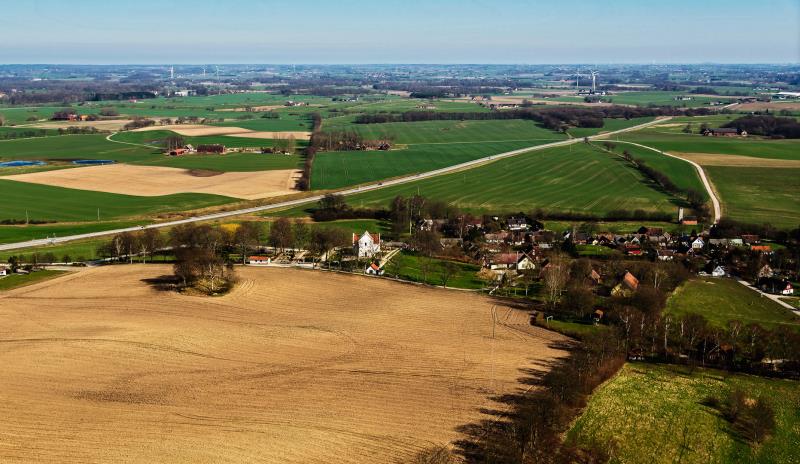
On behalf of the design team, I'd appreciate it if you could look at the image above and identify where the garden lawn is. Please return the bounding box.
[387,251,485,289]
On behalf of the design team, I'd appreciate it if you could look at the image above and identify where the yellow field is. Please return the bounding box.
[133,124,311,140]
[0,265,567,463]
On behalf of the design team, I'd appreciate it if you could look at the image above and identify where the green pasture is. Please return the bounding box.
[567,363,800,464]
[705,166,800,228]
[666,277,800,329]
[566,116,655,138]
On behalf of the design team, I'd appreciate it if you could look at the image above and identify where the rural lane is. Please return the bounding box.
[0,117,670,252]
[612,140,722,224]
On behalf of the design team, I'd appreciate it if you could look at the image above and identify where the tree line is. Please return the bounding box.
[724,114,800,139]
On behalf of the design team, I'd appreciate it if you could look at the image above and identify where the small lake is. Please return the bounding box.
[0,160,47,167]
[72,159,116,165]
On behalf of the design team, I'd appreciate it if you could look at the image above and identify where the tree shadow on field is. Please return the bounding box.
[141,275,180,292]
[452,339,575,463]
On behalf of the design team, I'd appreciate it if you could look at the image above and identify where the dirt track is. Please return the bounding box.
[0,265,568,463]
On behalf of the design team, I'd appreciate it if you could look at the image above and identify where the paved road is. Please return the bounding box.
[613,140,722,224]
[0,117,669,252]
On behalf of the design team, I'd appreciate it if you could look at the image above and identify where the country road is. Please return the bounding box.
[612,140,722,224]
[0,117,670,252]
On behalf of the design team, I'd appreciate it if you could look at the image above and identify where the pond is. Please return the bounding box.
[0,160,47,167]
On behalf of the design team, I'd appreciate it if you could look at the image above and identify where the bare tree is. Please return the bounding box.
[439,260,459,288]
[234,222,262,264]
[543,253,570,309]
[269,218,294,253]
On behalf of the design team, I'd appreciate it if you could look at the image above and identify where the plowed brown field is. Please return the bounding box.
[0,265,567,463]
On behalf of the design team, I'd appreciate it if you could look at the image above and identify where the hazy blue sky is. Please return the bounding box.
[3,0,798,64]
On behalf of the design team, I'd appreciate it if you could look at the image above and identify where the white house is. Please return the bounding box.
[353,231,381,258]
[0,267,8,277]
[248,256,271,265]
[711,266,726,277]
[516,253,537,271]
[691,238,705,250]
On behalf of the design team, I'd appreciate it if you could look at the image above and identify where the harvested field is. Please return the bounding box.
[24,119,133,131]
[3,164,300,200]
[0,265,568,463]
[674,152,800,168]
[735,101,800,112]
[132,124,311,140]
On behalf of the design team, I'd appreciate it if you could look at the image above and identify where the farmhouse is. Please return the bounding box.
[712,266,727,277]
[353,231,381,258]
[0,266,8,277]
[702,127,746,137]
[248,256,271,265]
[611,271,640,297]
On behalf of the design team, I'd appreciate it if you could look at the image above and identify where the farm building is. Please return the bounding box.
[196,144,225,154]
[353,231,381,258]
[712,266,727,277]
[365,263,384,275]
[0,266,8,277]
[702,128,746,137]
[248,256,271,265]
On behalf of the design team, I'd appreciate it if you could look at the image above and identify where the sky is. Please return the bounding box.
[2,0,799,64]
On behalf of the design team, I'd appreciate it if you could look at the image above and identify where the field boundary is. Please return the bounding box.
[0,117,670,252]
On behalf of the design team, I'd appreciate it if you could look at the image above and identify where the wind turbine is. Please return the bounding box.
[170,66,174,80]
[590,70,599,93]
[575,71,580,92]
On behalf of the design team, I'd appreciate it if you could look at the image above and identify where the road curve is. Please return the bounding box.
[613,141,721,224]
[0,117,670,252]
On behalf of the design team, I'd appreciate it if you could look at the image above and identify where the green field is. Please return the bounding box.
[0,134,155,163]
[340,144,682,215]
[386,251,485,289]
[567,363,800,464]
[0,179,237,222]
[110,129,307,149]
[553,91,738,107]
[621,130,800,161]
[565,117,655,138]
[325,119,562,144]
[0,221,145,245]
[705,166,800,228]
[666,277,800,329]
[599,141,707,196]
[0,270,68,291]
[312,139,563,190]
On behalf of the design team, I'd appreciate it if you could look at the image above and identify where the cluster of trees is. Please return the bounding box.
[122,118,156,130]
[56,126,101,135]
[169,224,237,294]
[297,112,323,190]
[544,256,800,378]
[353,105,694,132]
[703,389,776,444]
[724,114,800,139]
[310,194,388,222]
[0,129,48,140]
[463,330,625,463]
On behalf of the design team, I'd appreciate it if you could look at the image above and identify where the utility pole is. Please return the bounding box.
[25,210,29,225]
[97,208,100,222]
